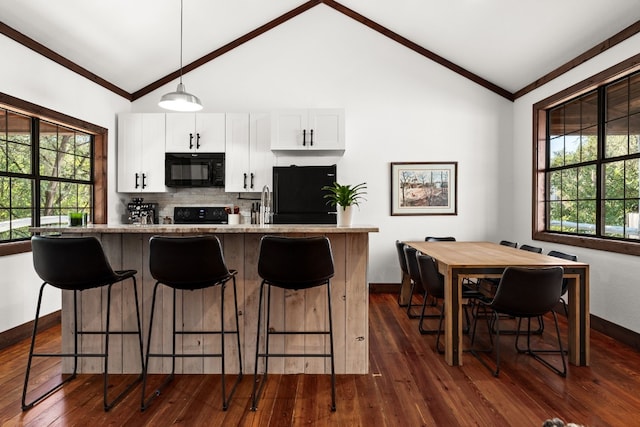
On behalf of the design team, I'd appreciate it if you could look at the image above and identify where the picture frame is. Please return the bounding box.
[390,162,458,215]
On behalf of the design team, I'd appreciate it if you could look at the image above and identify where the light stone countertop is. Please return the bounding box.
[30,223,379,234]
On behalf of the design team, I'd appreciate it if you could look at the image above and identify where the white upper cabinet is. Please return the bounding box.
[165,113,225,153]
[225,113,274,192]
[271,109,345,152]
[117,113,167,193]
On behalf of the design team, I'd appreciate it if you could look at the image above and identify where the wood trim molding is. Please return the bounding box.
[373,283,640,352]
[131,0,323,100]
[514,20,640,99]
[531,53,640,257]
[0,22,131,100]
[0,310,60,351]
[0,92,108,254]
[2,4,639,105]
[0,240,31,256]
[322,0,513,101]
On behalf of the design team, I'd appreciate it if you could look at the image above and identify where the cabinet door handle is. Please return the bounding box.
[142,173,147,189]
[250,173,254,189]
[243,173,247,189]
[189,133,194,149]
[303,129,306,146]
[196,133,201,149]
[310,129,314,146]
[135,173,140,189]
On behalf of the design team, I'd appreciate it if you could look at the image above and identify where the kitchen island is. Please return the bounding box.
[30,224,378,375]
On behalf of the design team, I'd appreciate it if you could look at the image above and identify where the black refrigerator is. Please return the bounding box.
[272,165,337,224]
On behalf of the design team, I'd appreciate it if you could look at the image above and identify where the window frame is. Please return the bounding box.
[533,53,640,256]
[0,92,107,256]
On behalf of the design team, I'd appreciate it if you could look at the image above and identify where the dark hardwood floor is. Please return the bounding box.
[2,293,640,426]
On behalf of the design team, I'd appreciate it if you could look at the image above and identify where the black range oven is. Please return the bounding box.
[173,206,229,224]
[165,153,225,187]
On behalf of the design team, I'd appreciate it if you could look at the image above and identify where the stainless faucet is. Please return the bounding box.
[260,184,271,226]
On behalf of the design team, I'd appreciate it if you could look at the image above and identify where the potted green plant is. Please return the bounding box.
[322,182,367,226]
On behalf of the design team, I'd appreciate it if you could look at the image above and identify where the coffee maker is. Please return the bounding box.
[127,198,158,225]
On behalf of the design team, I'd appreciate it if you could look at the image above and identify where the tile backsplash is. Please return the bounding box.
[116,188,262,224]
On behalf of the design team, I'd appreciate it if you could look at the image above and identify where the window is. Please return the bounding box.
[0,93,107,256]
[534,55,640,255]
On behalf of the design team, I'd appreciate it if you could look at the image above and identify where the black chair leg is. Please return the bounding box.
[327,282,336,412]
[103,278,144,411]
[434,304,445,354]
[24,280,143,412]
[469,306,500,377]
[251,281,268,411]
[418,292,442,335]
[514,314,567,377]
[221,277,243,411]
[141,282,171,411]
[251,281,336,412]
[22,284,78,410]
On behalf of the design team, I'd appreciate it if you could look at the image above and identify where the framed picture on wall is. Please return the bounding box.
[390,162,458,215]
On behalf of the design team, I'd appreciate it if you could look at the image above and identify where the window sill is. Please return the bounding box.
[0,240,32,256]
[533,231,640,257]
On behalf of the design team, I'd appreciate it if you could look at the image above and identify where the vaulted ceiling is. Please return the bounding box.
[2,0,640,101]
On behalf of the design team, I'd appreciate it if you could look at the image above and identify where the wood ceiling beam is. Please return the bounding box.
[0,22,132,101]
[514,20,640,99]
[321,0,514,101]
[131,0,322,100]
[3,4,639,104]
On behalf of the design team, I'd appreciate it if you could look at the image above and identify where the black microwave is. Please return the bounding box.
[165,153,225,187]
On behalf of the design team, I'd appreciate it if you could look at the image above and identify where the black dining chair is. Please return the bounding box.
[395,240,410,307]
[519,244,543,253]
[23,235,144,411]
[251,236,336,412]
[425,236,456,242]
[478,240,519,295]
[470,266,567,377]
[482,242,546,336]
[416,253,484,350]
[424,236,478,290]
[404,245,435,320]
[547,250,578,317]
[499,240,518,248]
[142,235,243,411]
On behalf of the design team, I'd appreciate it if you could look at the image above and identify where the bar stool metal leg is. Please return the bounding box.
[326,281,336,412]
[23,278,144,412]
[251,281,268,411]
[22,284,79,410]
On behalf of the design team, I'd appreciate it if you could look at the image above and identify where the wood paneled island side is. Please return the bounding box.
[30,224,378,375]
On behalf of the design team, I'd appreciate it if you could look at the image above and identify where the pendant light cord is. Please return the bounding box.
[179,0,184,84]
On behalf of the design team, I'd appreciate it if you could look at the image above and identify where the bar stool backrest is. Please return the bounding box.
[258,236,334,290]
[32,235,117,290]
[149,235,232,289]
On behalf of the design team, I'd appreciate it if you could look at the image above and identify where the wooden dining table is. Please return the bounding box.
[404,241,590,367]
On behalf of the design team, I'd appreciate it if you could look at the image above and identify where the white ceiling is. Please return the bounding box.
[1,0,639,96]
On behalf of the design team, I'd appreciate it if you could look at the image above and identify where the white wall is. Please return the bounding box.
[5,5,637,335]
[0,36,130,331]
[132,5,512,285]
[510,33,640,333]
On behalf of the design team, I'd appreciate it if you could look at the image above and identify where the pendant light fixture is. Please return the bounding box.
[159,0,203,111]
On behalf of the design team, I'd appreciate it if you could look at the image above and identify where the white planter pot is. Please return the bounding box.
[336,205,353,227]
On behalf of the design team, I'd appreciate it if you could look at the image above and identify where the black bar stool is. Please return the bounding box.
[251,235,336,412]
[142,235,242,411]
[23,235,144,411]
